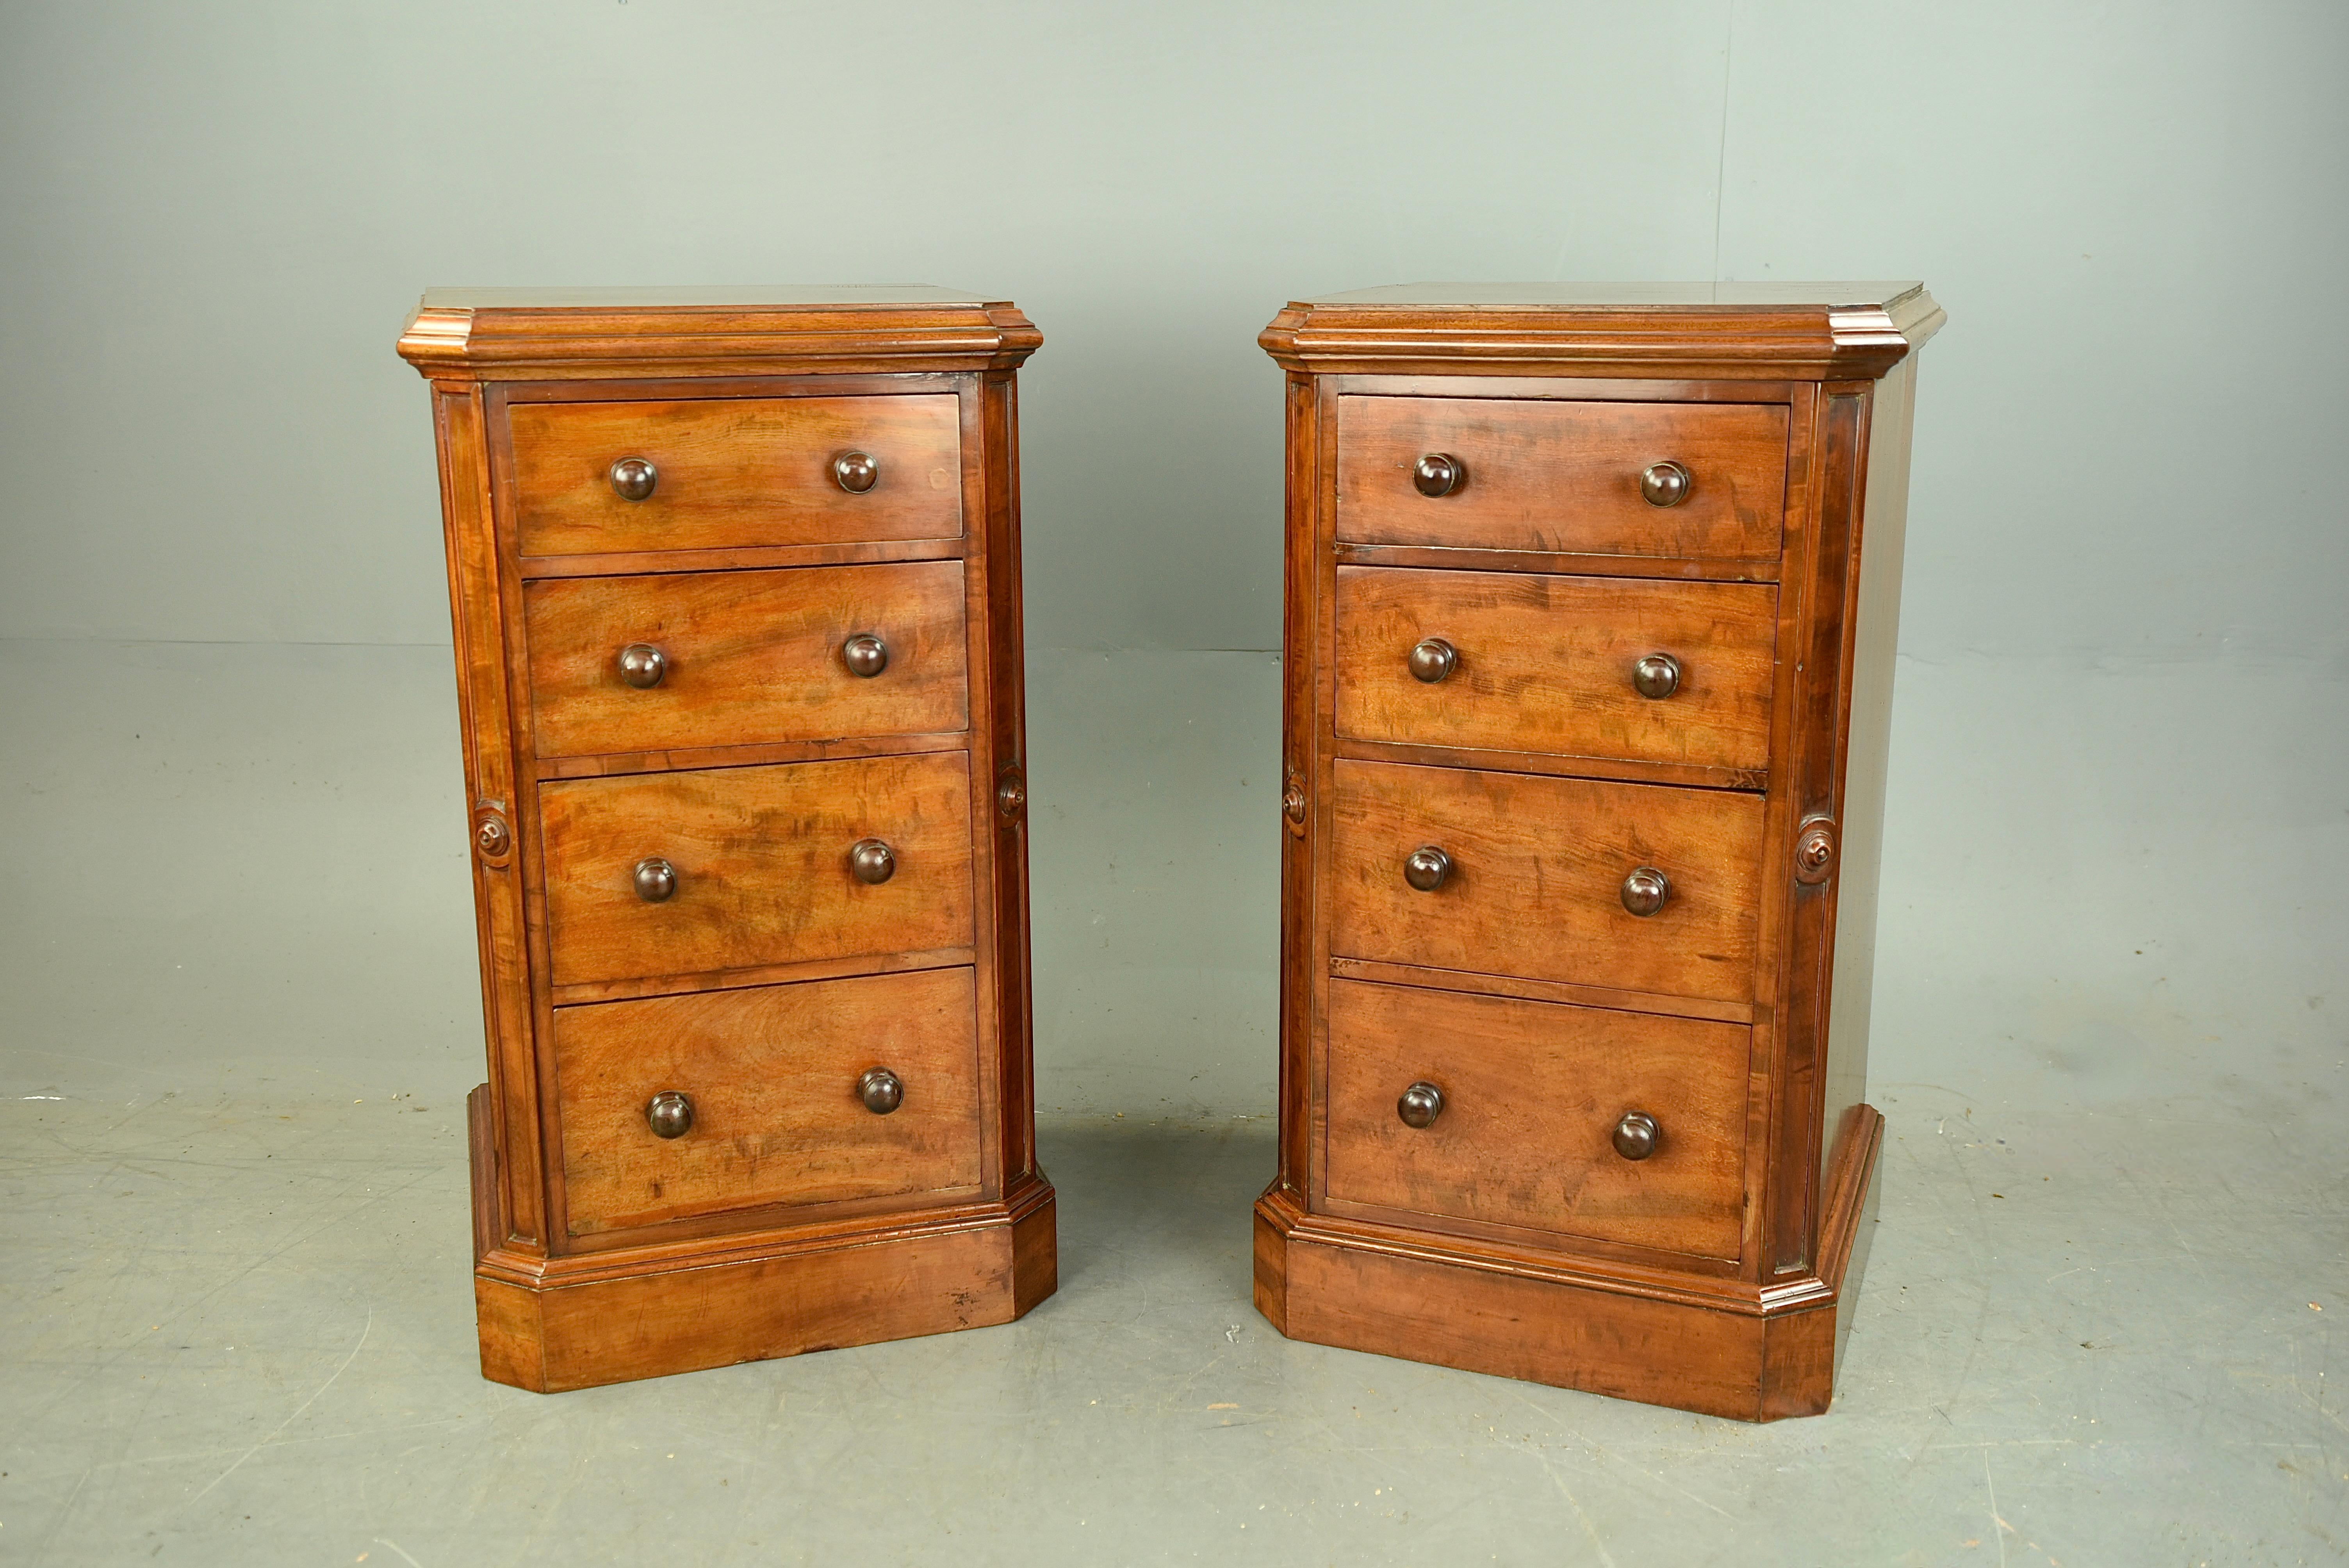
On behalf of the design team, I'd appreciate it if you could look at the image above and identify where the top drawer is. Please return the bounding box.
[1335,396,1787,564]
[508,394,964,556]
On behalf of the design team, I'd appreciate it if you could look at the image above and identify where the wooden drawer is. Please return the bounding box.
[1335,396,1787,562]
[508,394,963,556]
[1324,980,1748,1258]
[540,751,974,990]
[1328,759,1763,1003]
[524,561,970,760]
[1333,565,1777,772]
[554,968,982,1235]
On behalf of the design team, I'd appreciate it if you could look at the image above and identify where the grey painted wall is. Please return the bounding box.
[2,1,2342,658]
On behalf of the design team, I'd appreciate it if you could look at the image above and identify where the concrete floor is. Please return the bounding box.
[4,639,2345,1564]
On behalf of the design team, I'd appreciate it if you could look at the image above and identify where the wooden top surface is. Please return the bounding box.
[398,287,1037,378]
[418,285,997,310]
[1264,281,1941,380]
[1303,281,1927,311]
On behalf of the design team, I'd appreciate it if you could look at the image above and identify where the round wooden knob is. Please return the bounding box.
[1633,653,1680,700]
[609,456,657,501]
[1403,846,1453,892]
[645,1090,694,1139]
[1397,1081,1444,1129]
[1412,453,1464,497]
[841,633,888,678]
[1612,1110,1659,1160]
[474,814,511,859]
[633,857,677,903]
[1620,866,1670,917]
[1640,460,1691,507]
[860,1067,904,1115]
[1795,819,1838,885]
[1408,638,1458,683]
[848,838,896,885]
[833,451,880,493]
[617,643,667,689]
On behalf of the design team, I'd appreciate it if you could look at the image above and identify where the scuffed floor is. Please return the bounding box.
[3,641,2344,1564]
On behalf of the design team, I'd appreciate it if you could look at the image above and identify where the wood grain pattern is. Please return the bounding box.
[400,294,1041,381]
[1332,736,1766,795]
[1260,284,1943,382]
[535,731,973,784]
[523,560,969,759]
[552,968,980,1235]
[1335,540,1779,585]
[539,751,974,989]
[1276,1221,1772,1418]
[1335,396,1788,559]
[1328,957,1755,1025]
[973,370,1036,1188]
[510,394,962,555]
[1322,980,1749,1258]
[547,945,975,1010]
[517,535,967,581]
[434,385,547,1248]
[479,1219,1019,1394]
[1766,387,1863,1274]
[1333,564,1777,771]
[1329,759,1764,1003]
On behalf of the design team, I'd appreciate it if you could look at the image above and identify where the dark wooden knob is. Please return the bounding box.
[1397,1082,1444,1128]
[1612,1110,1659,1160]
[609,456,657,501]
[833,451,880,493]
[617,643,667,689]
[1412,453,1464,497]
[1620,866,1669,917]
[1640,460,1691,507]
[645,1090,694,1139]
[1408,638,1457,683]
[859,1067,904,1115]
[633,857,677,902]
[841,633,888,677]
[1632,653,1680,699]
[1403,845,1453,892]
[848,838,896,885]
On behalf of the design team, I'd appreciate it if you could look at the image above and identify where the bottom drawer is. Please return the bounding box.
[554,968,982,1236]
[1323,980,1748,1260]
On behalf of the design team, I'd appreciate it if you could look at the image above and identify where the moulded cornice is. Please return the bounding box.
[397,297,1041,380]
[1260,283,1942,381]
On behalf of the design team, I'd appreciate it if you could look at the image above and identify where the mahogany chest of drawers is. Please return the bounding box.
[397,287,1053,1392]
[1254,283,1942,1420]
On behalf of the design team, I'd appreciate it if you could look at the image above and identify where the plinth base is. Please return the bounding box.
[1253,1105,1882,1422]
[466,1085,1057,1392]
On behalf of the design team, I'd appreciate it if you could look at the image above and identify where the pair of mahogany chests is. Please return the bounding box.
[398,281,1940,1419]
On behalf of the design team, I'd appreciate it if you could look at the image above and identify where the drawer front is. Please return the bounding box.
[509,394,963,556]
[1329,759,1763,1003]
[540,751,974,989]
[1323,980,1748,1258]
[524,561,970,760]
[1333,565,1777,772]
[554,968,982,1235]
[1335,396,1787,561]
